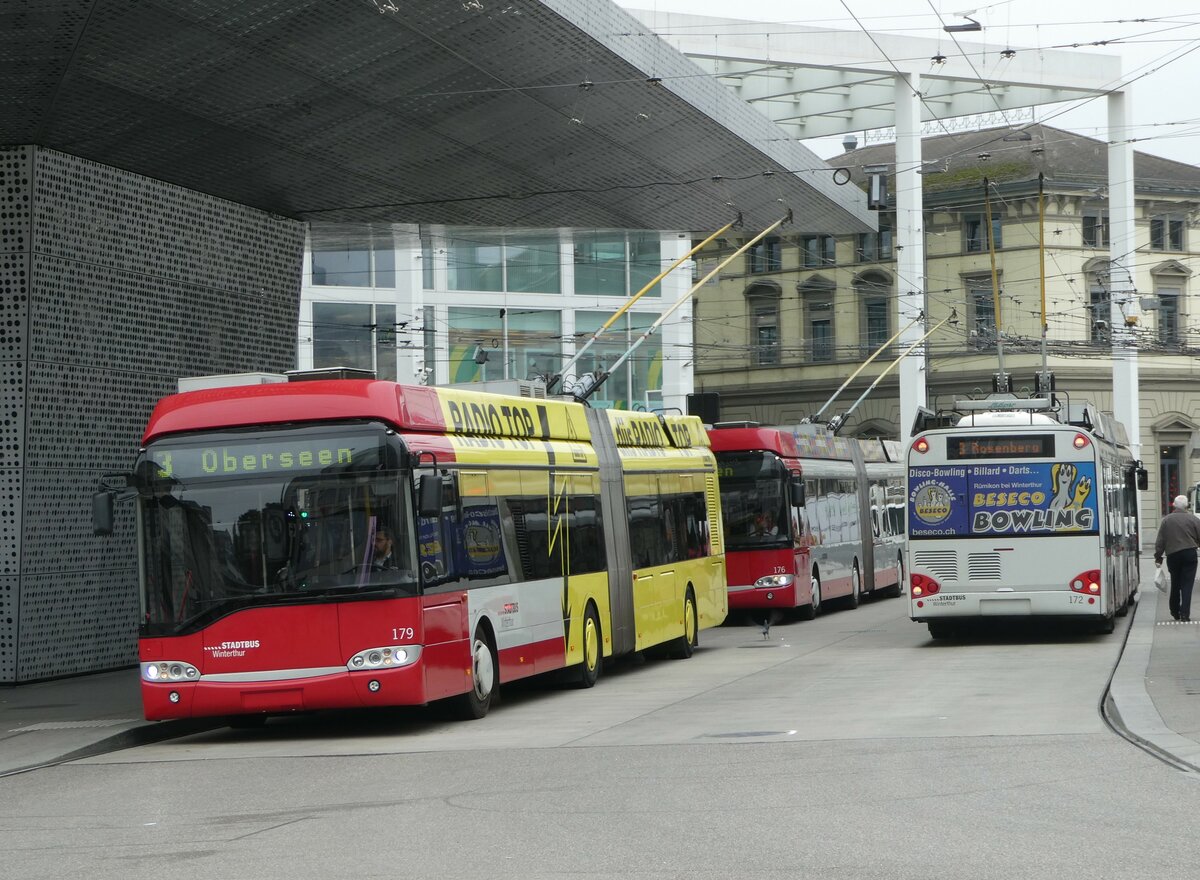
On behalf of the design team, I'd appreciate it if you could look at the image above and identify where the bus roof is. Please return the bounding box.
[142,380,595,445]
[142,381,715,452]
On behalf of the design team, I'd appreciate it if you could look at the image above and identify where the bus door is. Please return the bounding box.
[787,465,811,583]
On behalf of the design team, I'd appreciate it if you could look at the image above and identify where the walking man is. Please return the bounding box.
[1153,495,1200,621]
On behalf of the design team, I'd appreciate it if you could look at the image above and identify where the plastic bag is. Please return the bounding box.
[1155,564,1168,594]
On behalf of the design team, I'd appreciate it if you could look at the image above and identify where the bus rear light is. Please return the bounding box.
[910,573,940,597]
[912,437,930,455]
[1070,570,1101,594]
[1073,433,1090,449]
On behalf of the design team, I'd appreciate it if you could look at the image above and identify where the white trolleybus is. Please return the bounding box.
[907,395,1146,639]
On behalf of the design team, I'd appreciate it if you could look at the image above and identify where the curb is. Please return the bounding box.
[0,718,224,779]
[1102,585,1200,776]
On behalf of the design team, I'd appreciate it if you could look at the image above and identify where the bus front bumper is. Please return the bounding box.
[727,582,800,610]
[141,664,428,721]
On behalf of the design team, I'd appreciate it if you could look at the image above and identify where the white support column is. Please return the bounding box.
[894,71,927,440]
[1108,91,1140,458]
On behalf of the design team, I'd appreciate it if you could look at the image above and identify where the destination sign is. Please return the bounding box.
[946,434,1055,460]
[147,433,384,480]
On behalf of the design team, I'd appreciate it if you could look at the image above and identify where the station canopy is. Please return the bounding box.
[631,11,1121,143]
[2,0,883,233]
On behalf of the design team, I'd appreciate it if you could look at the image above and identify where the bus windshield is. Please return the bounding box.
[136,425,416,635]
[717,451,791,550]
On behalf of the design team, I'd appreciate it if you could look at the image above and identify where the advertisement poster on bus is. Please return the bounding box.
[909,461,1098,538]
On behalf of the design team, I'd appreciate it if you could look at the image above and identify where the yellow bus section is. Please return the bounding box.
[444,436,599,469]
[606,412,727,651]
[431,387,597,467]
[433,386,592,443]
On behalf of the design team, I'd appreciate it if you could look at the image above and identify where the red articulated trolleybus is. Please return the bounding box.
[94,375,727,723]
[707,423,905,619]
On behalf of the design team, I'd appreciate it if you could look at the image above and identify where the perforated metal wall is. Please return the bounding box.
[0,145,304,683]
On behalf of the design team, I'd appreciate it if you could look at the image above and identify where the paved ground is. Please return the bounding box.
[2,561,1197,778]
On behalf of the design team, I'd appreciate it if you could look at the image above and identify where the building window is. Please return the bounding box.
[854,271,892,353]
[746,282,782,366]
[575,232,660,297]
[800,278,835,363]
[311,226,396,288]
[1158,286,1181,345]
[1151,217,1185,252]
[447,230,563,294]
[754,307,780,364]
[312,302,398,380]
[963,213,1002,253]
[505,233,562,293]
[856,220,893,262]
[1088,286,1110,343]
[801,235,836,268]
[966,278,995,345]
[747,237,783,274]
[1082,211,1110,248]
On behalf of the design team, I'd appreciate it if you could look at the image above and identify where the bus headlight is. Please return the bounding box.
[347,645,421,671]
[754,574,794,588]
[142,661,200,682]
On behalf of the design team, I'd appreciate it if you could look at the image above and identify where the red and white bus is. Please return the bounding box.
[95,376,727,723]
[708,423,905,619]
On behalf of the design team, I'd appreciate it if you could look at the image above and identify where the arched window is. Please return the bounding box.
[854,270,892,354]
[799,276,835,362]
[745,281,782,365]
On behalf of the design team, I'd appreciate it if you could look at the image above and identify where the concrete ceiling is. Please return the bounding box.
[0,0,875,233]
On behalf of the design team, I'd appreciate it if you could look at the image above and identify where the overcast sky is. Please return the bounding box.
[616,1,1200,165]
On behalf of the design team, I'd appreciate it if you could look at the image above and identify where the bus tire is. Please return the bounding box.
[575,603,602,688]
[1094,613,1116,635]
[450,626,498,720]
[883,554,904,599]
[668,589,698,660]
[797,568,821,620]
[846,561,861,609]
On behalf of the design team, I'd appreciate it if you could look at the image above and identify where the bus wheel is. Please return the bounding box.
[797,569,821,620]
[884,554,904,599]
[451,628,498,720]
[1094,614,1116,635]
[575,604,602,688]
[846,561,861,609]
[668,589,698,659]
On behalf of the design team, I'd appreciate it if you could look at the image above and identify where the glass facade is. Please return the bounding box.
[311,227,395,288]
[574,312,661,409]
[312,302,398,380]
[447,307,562,384]
[303,226,677,412]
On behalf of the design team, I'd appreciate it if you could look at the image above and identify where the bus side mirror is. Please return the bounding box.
[790,481,806,507]
[93,491,115,536]
[418,474,443,518]
[1136,467,1148,491]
